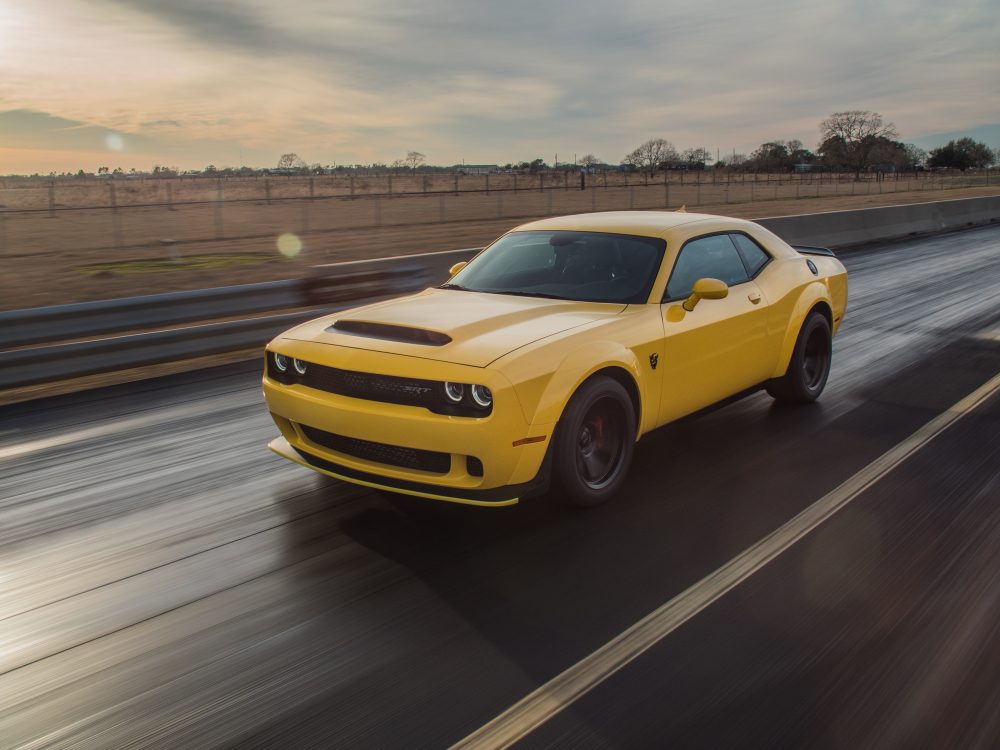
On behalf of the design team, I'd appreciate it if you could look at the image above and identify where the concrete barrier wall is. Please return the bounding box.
[758,196,1000,249]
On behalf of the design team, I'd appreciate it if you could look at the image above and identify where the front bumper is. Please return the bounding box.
[262,341,554,505]
[268,436,550,505]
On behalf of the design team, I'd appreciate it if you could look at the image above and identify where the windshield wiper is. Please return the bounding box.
[439,283,473,291]
[493,290,573,300]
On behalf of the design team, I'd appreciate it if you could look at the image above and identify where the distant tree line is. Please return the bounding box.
[15,115,998,179]
[623,111,997,179]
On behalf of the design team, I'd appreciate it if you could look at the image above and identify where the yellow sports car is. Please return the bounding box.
[264,211,847,507]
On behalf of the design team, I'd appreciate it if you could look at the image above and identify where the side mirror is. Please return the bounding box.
[448,261,468,277]
[682,278,728,311]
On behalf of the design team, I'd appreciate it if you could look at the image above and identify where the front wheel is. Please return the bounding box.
[766,312,832,403]
[552,376,636,507]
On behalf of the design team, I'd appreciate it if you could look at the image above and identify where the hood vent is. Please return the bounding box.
[329,319,452,346]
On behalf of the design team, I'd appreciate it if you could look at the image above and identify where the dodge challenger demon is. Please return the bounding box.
[264,211,847,507]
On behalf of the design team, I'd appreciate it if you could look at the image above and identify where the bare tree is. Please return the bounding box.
[624,138,678,177]
[404,151,426,170]
[277,153,306,170]
[902,144,927,169]
[682,147,711,167]
[579,154,601,169]
[818,111,899,179]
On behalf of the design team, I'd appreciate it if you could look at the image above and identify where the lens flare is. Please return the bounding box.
[104,133,125,151]
[276,233,302,257]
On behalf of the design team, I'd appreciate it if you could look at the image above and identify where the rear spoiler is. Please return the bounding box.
[792,245,837,258]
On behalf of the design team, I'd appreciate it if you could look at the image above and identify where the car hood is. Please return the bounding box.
[279,288,627,367]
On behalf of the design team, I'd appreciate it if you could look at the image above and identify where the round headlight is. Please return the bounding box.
[273,353,288,372]
[444,382,465,402]
[293,358,308,375]
[471,384,492,408]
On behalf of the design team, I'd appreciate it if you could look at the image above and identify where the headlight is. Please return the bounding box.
[293,358,308,375]
[471,384,492,408]
[273,353,288,372]
[444,382,465,402]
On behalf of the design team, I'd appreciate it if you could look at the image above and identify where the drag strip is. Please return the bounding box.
[0,226,998,748]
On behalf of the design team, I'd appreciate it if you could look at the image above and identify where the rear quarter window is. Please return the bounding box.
[730,233,771,277]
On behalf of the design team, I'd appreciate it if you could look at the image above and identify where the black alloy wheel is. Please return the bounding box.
[576,396,626,490]
[553,375,636,507]
[766,312,832,403]
[802,323,831,391]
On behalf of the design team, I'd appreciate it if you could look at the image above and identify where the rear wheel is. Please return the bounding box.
[552,376,636,507]
[766,312,832,403]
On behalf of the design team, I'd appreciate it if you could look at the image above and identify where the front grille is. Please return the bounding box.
[305,364,439,409]
[266,354,491,417]
[300,424,451,474]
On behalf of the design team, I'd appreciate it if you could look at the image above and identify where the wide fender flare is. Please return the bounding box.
[528,341,645,431]
[772,281,833,379]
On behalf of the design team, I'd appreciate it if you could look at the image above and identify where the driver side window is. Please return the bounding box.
[664,234,750,301]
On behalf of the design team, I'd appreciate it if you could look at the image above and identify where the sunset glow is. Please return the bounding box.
[1,0,997,174]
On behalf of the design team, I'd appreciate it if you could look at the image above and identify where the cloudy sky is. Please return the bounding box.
[1,0,997,173]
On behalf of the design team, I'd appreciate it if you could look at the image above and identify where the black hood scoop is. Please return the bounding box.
[328,319,452,346]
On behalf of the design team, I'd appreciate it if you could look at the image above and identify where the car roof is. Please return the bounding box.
[511,210,754,239]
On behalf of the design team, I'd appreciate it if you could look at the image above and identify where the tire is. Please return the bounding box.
[766,312,832,403]
[552,375,636,507]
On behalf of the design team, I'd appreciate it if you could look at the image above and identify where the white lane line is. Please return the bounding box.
[452,371,1000,750]
[0,396,259,462]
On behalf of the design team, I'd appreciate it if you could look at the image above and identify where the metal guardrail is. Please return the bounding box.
[0,311,313,388]
[0,264,434,350]
[0,262,440,390]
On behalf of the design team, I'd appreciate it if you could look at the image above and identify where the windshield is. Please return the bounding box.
[444,230,666,304]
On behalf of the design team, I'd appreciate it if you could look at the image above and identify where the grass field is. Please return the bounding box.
[1,171,996,311]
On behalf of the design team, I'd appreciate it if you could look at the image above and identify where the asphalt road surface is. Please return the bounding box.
[1,225,999,749]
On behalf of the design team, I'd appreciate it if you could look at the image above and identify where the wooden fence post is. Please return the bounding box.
[214,180,224,238]
[109,184,122,249]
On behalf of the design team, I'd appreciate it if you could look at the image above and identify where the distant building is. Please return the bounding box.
[455,164,499,175]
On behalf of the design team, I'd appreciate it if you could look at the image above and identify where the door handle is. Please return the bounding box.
[748,292,761,304]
